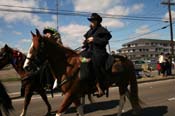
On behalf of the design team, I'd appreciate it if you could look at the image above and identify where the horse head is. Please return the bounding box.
[0,44,26,70]
[24,28,72,79]
[0,44,13,69]
[23,29,47,72]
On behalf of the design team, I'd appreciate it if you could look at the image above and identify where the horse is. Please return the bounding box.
[0,44,52,116]
[0,80,14,116]
[23,29,142,116]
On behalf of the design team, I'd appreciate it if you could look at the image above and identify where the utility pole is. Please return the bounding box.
[56,0,59,31]
[161,0,175,60]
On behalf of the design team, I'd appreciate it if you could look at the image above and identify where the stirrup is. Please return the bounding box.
[53,79,58,89]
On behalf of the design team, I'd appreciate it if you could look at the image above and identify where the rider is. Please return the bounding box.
[43,27,62,45]
[82,13,112,96]
[42,27,62,89]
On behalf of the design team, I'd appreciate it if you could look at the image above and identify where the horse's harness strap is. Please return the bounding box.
[59,68,80,87]
[21,75,31,81]
[26,57,40,71]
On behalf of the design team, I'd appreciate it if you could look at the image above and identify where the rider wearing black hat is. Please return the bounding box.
[82,13,112,96]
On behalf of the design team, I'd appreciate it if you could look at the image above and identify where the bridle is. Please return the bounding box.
[24,39,46,72]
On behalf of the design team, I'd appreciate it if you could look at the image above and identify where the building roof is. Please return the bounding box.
[122,38,171,46]
[118,45,165,51]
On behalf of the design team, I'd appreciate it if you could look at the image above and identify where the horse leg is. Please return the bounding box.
[20,87,33,116]
[117,86,127,116]
[56,79,83,116]
[81,95,85,105]
[38,88,51,115]
[73,99,84,116]
[129,71,142,115]
[125,89,142,116]
[81,94,94,105]
[88,94,94,103]
[0,109,2,116]
[55,92,74,116]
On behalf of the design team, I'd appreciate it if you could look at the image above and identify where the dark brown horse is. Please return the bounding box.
[24,29,142,116]
[0,81,14,116]
[0,44,51,116]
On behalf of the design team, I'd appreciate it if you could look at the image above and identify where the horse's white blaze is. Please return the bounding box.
[23,42,33,69]
[117,94,125,116]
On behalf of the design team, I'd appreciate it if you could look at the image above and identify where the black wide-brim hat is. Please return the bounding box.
[88,13,102,23]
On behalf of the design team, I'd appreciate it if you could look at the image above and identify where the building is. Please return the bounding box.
[117,38,174,60]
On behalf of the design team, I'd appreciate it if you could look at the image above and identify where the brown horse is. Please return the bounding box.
[0,44,51,116]
[0,80,14,116]
[24,29,142,116]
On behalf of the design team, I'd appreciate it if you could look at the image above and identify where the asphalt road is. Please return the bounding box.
[3,79,175,116]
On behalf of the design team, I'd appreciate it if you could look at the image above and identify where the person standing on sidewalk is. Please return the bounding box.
[158,52,166,77]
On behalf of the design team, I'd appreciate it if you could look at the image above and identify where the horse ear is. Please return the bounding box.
[31,31,36,37]
[35,29,41,37]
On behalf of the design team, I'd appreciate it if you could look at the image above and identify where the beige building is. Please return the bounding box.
[117,38,174,60]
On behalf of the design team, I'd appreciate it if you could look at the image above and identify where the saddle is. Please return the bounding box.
[80,54,126,80]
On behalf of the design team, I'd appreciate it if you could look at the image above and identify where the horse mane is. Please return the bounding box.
[5,45,25,56]
[4,45,26,71]
[42,37,78,57]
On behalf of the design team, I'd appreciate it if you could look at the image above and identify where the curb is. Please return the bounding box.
[137,76,175,84]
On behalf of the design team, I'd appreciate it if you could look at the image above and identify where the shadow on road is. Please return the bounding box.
[83,100,119,114]
[49,100,119,115]
[103,105,168,116]
[48,100,168,116]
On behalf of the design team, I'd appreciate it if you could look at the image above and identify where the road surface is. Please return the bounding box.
[3,79,175,116]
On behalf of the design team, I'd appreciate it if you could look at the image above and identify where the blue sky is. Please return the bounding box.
[0,0,174,53]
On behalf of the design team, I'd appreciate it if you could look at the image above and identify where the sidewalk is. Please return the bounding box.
[137,75,175,83]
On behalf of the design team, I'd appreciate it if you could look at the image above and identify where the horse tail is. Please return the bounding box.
[0,81,14,115]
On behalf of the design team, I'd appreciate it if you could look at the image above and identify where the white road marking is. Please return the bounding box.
[168,97,175,101]
[12,93,62,102]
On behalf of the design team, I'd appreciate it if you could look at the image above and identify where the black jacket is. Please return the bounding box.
[83,25,112,55]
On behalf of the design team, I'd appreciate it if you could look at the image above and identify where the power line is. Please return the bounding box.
[111,23,175,42]
[0,4,164,22]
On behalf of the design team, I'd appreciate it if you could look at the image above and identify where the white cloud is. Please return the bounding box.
[19,39,31,44]
[130,3,144,13]
[0,41,5,48]
[13,31,22,35]
[136,25,150,34]
[59,24,88,48]
[0,0,56,29]
[74,0,122,12]
[15,38,32,52]
[133,25,160,39]
[106,6,129,16]
[60,24,88,37]
[73,0,144,29]
[163,10,175,22]
[103,19,125,28]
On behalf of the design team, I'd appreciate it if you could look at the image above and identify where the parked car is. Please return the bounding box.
[132,60,152,78]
